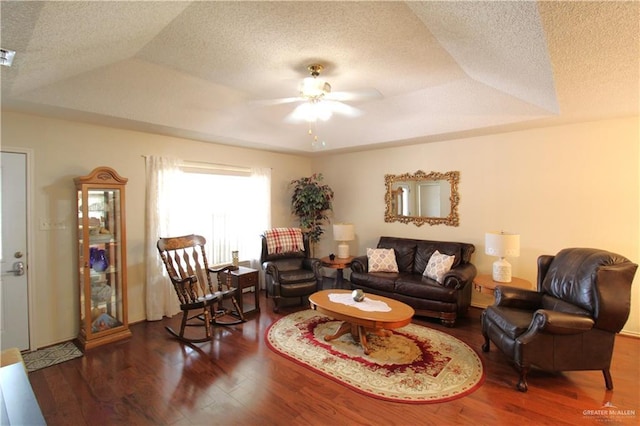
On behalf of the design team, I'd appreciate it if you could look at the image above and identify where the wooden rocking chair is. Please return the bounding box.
[157,234,245,343]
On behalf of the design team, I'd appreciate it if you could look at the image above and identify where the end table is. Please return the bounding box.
[320,256,354,289]
[472,274,533,308]
[220,266,259,317]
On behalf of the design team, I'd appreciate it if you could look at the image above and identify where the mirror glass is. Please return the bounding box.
[384,170,460,226]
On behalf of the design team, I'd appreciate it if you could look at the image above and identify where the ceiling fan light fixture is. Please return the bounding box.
[300,77,331,99]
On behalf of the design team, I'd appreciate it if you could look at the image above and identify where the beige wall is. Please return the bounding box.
[2,111,638,347]
[2,111,311,348]
[312,116,640,335]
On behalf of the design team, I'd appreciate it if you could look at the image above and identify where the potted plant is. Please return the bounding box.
[290,173,334,254]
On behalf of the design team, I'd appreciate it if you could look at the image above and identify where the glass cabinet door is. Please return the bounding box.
[76,167,130,350]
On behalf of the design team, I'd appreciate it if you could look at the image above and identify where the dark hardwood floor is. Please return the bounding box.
[29,289,639,426]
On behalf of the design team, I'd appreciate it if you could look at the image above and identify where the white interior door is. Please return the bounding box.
[0,151,30,351]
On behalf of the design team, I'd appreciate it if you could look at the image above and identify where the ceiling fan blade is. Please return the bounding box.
[284,101,362,123]
[250,96,303,107]
[325,88,382,102]
[324,100,363,118]
[283,104,311,123]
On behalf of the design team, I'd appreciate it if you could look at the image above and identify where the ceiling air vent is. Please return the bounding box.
[0,48,16,67]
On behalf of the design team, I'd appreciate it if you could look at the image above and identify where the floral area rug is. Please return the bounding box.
[266,310,484,403]
[23,341,83,372]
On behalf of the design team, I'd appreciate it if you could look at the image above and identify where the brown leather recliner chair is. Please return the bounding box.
[260,231,322,312]
[481,248,637,392]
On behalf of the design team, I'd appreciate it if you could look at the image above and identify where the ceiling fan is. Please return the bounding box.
[259,64,381,124]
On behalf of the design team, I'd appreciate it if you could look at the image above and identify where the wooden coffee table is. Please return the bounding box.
[308,289,415,354]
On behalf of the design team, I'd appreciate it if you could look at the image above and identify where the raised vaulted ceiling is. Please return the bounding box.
[1,1,638,154]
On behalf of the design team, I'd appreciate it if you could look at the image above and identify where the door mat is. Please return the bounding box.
[23,341,83,372]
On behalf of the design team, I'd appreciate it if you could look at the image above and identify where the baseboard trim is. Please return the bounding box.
[620,329,640,339]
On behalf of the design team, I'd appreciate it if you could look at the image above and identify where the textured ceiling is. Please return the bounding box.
[1,1,638,154]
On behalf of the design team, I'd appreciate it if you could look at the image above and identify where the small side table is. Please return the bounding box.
[472,274,533,308]
[320,256,354,289]
[471,274,533,309]
[220,266,260,317]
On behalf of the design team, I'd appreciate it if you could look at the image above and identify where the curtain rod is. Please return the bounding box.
[141,155,252,173]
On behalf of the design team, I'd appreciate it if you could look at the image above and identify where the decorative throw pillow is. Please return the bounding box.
[423,250,455,284]
[367,248,399,272]
[264,228,304,254]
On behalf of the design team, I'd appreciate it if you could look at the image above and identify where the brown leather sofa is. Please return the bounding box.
[481,247,638,392]
[350,236,477,326]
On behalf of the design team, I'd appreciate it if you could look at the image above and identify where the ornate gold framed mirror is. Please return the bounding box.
[384,170,460,227]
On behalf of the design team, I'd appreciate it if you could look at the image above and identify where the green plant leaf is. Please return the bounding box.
[290,174,334,245]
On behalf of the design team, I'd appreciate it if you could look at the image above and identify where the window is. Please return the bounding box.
[167,166,270,266]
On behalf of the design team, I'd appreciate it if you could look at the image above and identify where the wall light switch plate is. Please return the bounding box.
[40,219,66,230]
[51,221,66,230]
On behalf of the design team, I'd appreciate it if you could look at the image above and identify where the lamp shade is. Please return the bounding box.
[485,231,520,283]
[485,232,520,258]
[333,223,355,242]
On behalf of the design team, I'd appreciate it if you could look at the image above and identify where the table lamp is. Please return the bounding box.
[333,223,355,258]
[485,231,520,283]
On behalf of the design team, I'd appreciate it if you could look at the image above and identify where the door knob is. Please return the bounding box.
[7,261,25,276]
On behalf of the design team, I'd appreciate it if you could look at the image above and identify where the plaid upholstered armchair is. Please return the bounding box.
[260,228,322,312]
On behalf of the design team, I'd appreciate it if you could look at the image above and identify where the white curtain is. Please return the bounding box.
[247,168,271,290]
[144,155,182,321]
[144,161,271,319]
[249,167,271,271]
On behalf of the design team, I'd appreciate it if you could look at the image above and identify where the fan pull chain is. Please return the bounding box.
[309,121,319,149]
[307,119,326,150]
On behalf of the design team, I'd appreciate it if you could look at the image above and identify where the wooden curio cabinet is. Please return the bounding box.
[75,167,131,350]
